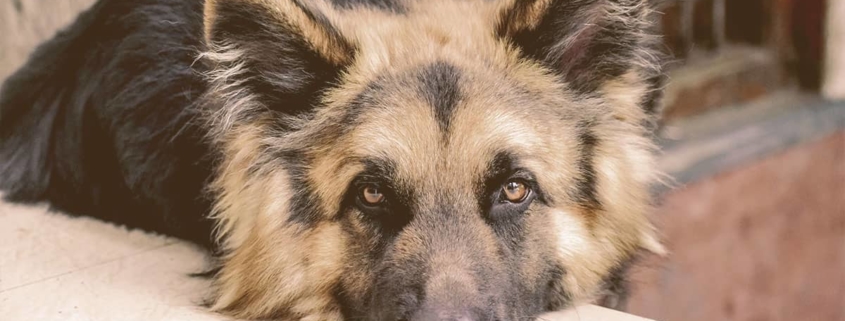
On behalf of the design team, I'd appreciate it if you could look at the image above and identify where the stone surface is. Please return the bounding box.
[628,131,845,321]
[660,47,787,120]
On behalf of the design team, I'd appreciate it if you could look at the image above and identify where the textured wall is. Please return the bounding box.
[0,0,96,80]
[629,131,845,321]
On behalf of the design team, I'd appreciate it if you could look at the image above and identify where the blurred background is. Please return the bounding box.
[1,0,843,321]
[628,1,844,321]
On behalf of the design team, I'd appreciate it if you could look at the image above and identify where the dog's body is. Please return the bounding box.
[0,0,665,320]
[0,0,216,245]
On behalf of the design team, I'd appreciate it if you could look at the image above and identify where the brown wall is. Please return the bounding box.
[628,131,845,321]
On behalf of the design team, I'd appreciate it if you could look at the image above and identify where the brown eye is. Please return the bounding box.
[503,180,529,203]
[360,185,385,205]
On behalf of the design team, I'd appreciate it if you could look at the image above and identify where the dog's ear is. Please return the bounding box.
[497,0,663,117]
[201,1,353,318]
[499,0,665,256]
[202,0,354,127]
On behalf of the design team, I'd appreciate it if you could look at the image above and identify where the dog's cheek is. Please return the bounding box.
[544,207,614,303]
[331,216,376,316]
[211,221,348,320]
[517,208,574,312]
[336,244,377,318]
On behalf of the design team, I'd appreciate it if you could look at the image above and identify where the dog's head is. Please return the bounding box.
[200,0,665,320]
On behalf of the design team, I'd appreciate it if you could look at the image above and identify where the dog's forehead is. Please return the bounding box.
[343,61,551,188]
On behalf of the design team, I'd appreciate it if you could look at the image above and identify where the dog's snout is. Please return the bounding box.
[408,273,489,321]
[410,307,481,321]
[371,214,511,321]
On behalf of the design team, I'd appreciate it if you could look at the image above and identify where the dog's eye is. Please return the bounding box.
[359,185,385,205]
[502,180,529,203]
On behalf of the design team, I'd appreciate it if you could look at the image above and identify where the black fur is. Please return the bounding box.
[341,61,462,134]
[480,153,532,271]
[417,61,462,134]
[0,0,216,246]
[503,0,651,94]
[544,265,573,310]
[202,0,354,227]
[0,0,346,247]
[574,121,602,211]
[330,0,406,13]
[597,254,638,311]
[342,80,385,130]
[277,149,327,226]
[478,151,518,213]
[642,72,667,130]
[349,158,415,235]
[207,0,349,121]
[478,151,548,214]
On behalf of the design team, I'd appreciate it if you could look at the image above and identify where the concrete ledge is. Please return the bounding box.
[658,92,845,190]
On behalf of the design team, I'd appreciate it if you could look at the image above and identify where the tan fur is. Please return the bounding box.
[496,0,554,36]
[201,0,664,319]
[209,132,346,318]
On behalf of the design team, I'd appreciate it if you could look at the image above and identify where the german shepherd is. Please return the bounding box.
[0,0,666,319]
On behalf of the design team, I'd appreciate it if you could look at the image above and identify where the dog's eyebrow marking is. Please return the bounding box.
[277,149,324,226]
[574,121,602,212]
[416,61,461,134]
[358,157,397,180]
[342,80,384,129]
[477,151,517,210]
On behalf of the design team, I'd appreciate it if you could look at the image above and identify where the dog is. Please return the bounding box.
[0,0,666,319]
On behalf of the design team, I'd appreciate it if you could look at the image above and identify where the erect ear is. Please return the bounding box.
[202,0,354,120]
[497,0,663,116]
